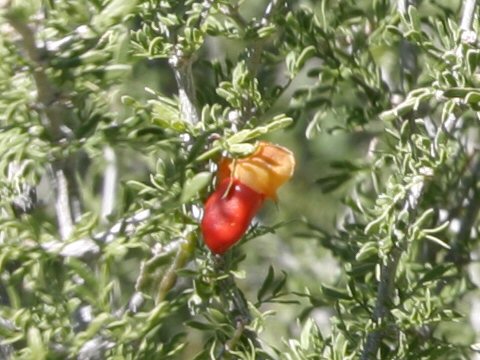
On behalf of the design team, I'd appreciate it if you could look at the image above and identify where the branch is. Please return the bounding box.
[6,14,62,137]
[7,11,82,240]
[42,209,152,259]
[360,179,424,359]
[361,6,421,354]
[95,209,151,243]
[450,157,480,264]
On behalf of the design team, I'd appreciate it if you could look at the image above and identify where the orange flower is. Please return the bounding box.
[202,178,264,254]
[217,141,295,200]
[201,141,294,254]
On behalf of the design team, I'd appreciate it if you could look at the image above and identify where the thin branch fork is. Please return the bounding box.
[169,51,200,126]
[247,0,286,75]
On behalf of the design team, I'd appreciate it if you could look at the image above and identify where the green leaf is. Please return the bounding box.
[180,172,212,203]
[315,173,351,193]
[82,313,111,340]
[286,51,296,77]
[465,91,480,107]
[355,242,378,261]
[228,143,256,156]
[442,87,478,98]
[424,234,451,249]
[272,271,288,297]
[149,98,185,132]
[92,0,139,29]
[379,97,417,121]
[346,262,376,278]
[467,49,480,74]
[321,285,352,301]
[407,5,421,31]
[126,180,156,195]
[330,160,362,171]
[185,320,215,331]
[257,266,275,302]
[295,45,316,71]
[412,208,434,229]
[418,264,454,285]
[27,327,46,360]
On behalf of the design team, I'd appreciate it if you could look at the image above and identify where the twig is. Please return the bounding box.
[214,257,252,321]
[94,209,151,243]
[459,0,478,48]
[49,163,74,240]
[41,237,99,259]
[460,0,477,32]
[214,256,263,358]
[42,209,152,259]
[100,146,118,223]
[224,319,245,358]
[155,235,196,304]
[360,248,402,360]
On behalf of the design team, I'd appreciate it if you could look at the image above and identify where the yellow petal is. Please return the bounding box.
[218,141,295,199]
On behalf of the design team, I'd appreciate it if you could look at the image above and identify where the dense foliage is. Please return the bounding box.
[0,0,479,359]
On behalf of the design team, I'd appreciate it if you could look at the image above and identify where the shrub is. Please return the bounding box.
[0,0,479,359]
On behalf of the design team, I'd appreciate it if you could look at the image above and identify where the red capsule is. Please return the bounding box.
[201,178,264,254]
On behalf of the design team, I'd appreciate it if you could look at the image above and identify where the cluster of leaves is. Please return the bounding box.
[293,0,480,359]
[0,0,296,358]
[0,0,479,359]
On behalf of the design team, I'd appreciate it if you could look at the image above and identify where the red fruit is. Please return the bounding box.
[201,178,264,254]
